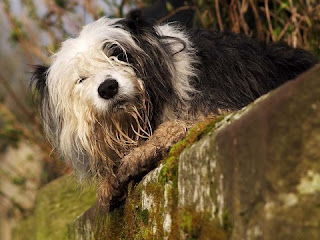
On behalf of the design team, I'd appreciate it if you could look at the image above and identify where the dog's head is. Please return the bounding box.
[31,15,195,178]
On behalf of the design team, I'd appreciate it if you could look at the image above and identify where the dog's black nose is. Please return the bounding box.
[98,79,119,99]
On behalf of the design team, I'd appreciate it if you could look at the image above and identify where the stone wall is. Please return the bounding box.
[13,65,320,239]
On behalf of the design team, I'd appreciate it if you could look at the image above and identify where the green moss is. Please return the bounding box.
[124,185,142,238]
[123,173,174,240]
[123,183,158,240]
[12,215,36,240]
[12,176,26,186]
[181,211,193,233]
[180,207,228,240]
[160,115,226,185]
[209,180,217,200]
[222,210,233,235]
[199,115,226,138]
[68,205,125,240]
[102,208,125,239]
[35,175,96,240]
[26,154,34,161]
[140,209,149,225]
[145,181,166,239]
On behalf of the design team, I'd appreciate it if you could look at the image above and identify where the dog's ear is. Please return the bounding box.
[126,9,142,21]
[125,10,155,35]
[31,65,49,96]
[160,35,187,55]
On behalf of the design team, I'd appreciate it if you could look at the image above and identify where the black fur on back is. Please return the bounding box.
[115,15,317,119]
[188,29,318,113]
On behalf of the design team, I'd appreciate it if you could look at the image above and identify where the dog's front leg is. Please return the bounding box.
[117,120,190,185]
[106,120,191,209]
[98,119,189,209]
[97,173,120,210]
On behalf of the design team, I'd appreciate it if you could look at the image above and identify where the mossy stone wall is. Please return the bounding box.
[13,65,320,240]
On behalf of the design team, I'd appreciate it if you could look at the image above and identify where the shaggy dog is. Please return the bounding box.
[32,14,317,208]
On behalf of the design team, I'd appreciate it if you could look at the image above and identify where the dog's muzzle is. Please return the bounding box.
[98,79,119,100]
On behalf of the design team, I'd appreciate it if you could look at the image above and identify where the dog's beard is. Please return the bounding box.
[98,100,151,154]
[86,95,152,176]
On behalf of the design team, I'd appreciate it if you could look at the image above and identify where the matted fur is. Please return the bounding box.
[32,14,317,206]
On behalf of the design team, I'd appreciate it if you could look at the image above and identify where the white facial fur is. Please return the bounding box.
[48,17,144,115]
[43,17,148,177]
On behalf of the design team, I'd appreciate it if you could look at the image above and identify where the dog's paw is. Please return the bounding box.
[117,146,156,183]
[97,176,120,210]
[117,160,134,184]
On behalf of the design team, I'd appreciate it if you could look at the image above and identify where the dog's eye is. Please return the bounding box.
[109,44,127,62]
[77,77,87,84]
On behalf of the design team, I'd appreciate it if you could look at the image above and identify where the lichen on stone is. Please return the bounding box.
[297,170,320,194]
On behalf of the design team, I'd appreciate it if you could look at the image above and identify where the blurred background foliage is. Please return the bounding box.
[0,0,319,182]
[0,1,318,239]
